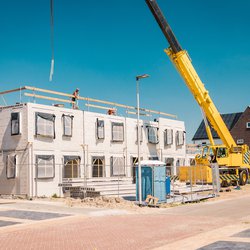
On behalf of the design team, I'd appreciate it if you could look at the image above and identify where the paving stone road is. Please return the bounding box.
[0,193,249,250]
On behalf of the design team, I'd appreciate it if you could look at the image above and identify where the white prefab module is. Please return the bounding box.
[0,102,186,197]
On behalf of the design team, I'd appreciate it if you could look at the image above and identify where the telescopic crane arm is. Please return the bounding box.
[145,0,237,150]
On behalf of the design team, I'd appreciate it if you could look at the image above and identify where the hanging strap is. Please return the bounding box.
[49,0,54,81]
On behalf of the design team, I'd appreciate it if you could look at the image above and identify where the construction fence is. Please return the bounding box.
[0,162,222,204]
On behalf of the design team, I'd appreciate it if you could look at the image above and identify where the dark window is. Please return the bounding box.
[63,156,81,178]
[165,158,174,176]
[92,156,105,177]
[6,154,16,179]
[148,126,158,144]
[36,155,55,179]
[63,115,73,137]
[165,158,174,166]
[97,119,105,139]
[217,148,228,158]
[112,122,124,142]
[111,156,125,176]
[35,112,55,138]
[190,159,196,166]
[11,113,20,135]
[148,156,159,160]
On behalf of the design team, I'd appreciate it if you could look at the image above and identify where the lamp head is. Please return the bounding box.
[136,74,150,81]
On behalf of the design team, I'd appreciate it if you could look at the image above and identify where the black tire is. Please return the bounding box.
[221,180,230,187]
[239,170,248,186]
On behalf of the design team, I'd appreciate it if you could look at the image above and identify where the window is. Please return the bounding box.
[176,131,184,146]
[136,125,143,143]
[165,158,174,166]
[36,155,55,179]
[97,119,105,139]
[11,112,20,135]
[176,158,185,166]
[63,115,73,137]
[111,156,125,176]
[112,122,124,142]
[237,139,244,145]
[246,122,250,128]
[217,148,228,158]
[64,156,81,178]
[148,126,158,144]
[92,156,105,177]
[164,129,173,146]
[6,154,16,179]
[35,112,55,138]
[190,158,196,166]
[148,156,159,160]
[165,158,174,176]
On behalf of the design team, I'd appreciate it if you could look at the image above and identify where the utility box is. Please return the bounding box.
[136,160,166,202]
[166,176,171,195]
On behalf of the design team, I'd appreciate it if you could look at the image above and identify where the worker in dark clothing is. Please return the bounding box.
[72,88,79,109]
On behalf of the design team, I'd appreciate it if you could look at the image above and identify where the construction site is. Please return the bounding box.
[0,0,250,249]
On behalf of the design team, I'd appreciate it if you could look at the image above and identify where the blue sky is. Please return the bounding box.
[1,0,250,142]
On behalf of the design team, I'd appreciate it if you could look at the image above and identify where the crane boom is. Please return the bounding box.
[145,0,236,149]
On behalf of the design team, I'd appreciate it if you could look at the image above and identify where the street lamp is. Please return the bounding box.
[136,74,150,205]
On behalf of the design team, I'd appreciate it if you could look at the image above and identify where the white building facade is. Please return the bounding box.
[0,102,186,197]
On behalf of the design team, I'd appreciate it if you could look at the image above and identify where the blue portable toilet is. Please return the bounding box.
[136,160,166,202]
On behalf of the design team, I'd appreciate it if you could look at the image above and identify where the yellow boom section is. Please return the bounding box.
[165,48,236,149]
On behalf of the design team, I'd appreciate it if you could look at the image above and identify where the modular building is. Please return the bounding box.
[0,89,186,197]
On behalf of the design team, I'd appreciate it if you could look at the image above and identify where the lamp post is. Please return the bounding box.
[136,74,150,205]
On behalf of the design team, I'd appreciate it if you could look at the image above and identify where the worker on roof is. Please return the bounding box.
[72,88,79,109]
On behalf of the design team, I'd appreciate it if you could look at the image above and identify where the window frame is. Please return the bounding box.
[96,119,105,140]
[164,129,173,146]
[110,156,126,177]
[6,154,17,179]
[237,139,244,145]
[35,112,56,139]
[147,126,159,144]
[63,156,81,178]
[111,122,124,142]
[92,156,105,177]
[11,112,21,136]
[176,130,185,146]
[62,114,73,137]
[36,155,55,179]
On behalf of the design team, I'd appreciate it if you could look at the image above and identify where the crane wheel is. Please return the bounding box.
[239,170,248,186]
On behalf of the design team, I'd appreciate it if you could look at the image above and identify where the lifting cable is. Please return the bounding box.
[49,0,54,81]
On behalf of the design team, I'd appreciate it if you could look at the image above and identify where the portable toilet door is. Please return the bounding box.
[153,166,166,202]
[136,166,153,201]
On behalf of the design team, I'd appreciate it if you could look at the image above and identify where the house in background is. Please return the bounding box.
[0,86,187,198]
[192,107,250,147]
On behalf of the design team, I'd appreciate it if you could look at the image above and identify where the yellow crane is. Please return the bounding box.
[146,0,250,185]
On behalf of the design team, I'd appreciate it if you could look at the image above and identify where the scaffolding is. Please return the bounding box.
[0,86,177,119]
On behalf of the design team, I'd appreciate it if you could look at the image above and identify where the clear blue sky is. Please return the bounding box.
[1,0,250,142]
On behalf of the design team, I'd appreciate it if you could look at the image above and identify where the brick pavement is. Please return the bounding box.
[0,213,232,250]
[1,193,250,250]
